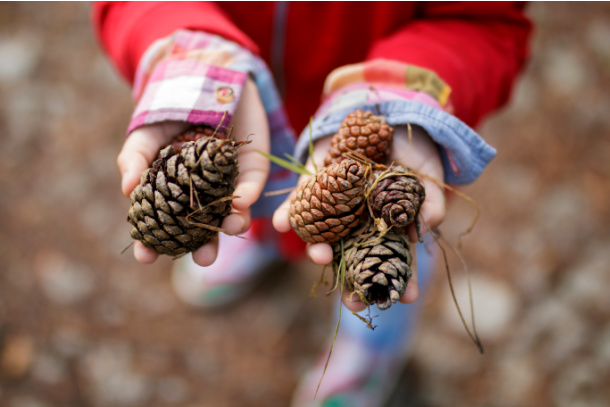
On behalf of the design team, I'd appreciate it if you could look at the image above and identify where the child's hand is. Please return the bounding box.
[272,125,446,311]
[117,78,270,265]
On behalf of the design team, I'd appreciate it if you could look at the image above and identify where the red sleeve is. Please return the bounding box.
[91,1,260,84]
[367,1,532,127]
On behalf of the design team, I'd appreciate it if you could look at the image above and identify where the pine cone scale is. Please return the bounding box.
[152,228,170,241]
[378,262,398,278]
[154,191,170,214]
[362,256,382,270]
[372,273,388,286]
[356,270,374,284]
[168,200,183,213]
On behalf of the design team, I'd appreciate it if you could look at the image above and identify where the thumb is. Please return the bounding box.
[117,121,189,197]
[229,78,270,211]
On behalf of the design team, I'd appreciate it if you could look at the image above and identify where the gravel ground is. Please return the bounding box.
[1,3,609,407]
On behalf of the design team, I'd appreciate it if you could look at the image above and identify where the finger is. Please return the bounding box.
[231,150,270,211]
[407,224,419,243]
[192,237,219,267]
[118,143,151,197]
[405,178,446,242]
[117,121,189,196]
[342,290,368,312]
[221,209,251,236]
[230,80,270,211]
[272,170,311,234]
[272,193,293,233]
[399,265,419,304]
[133,241,159,264]
[418,178,446,234]
[307,243,334,265]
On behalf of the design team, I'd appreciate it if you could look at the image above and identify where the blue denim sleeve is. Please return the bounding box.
[294,100,496,185]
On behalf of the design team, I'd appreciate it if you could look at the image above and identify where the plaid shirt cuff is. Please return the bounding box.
[128,59,247,135]
[317,82,446,118]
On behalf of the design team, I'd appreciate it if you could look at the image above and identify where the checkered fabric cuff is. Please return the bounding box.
[317,82,447,118]
[127,29,261,135]
[128,60,246,135]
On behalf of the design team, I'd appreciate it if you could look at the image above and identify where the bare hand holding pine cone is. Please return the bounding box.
[118,78,270,265]
[273,123,446,311]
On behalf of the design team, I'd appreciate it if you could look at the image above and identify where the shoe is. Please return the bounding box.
[290,304,417,407]
[290,239,436,407]
[171,227,279,308]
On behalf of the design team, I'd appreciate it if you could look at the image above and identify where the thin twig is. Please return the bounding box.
[264,187,296,197]
[423,220,484,354]
[120,241,134,255]
[315,239,346,399]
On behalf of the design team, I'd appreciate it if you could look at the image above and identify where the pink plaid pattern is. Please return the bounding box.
[128,58,246,135]
[318,82,445,118]
[323,59,452,109]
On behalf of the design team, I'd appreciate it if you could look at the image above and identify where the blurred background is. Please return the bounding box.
[1,3,609,407]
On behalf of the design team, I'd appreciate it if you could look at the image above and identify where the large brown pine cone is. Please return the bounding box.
[369,166,425,230]
[289,159,366,244]
[337,223,413,310]
[324,109,394,166]
[127,136,238,256]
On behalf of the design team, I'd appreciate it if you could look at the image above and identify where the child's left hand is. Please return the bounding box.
[272,124,446,311]
[117,78,271,266]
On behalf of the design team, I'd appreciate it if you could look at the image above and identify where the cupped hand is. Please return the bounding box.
[117,78,270,265]
[272,124,446,311]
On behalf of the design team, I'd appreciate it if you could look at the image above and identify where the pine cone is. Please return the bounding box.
[167,125,227,154]
[289,159,366,244]
[127,136,238,256]
[337,223,412,310]
[369,166,425,230]
[324,109,394,166]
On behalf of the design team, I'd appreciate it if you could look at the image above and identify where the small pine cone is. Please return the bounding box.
[127,136,238,256]
[338,223,412,310]
[369,166,425,230]
[289,159,366,244]
[324,110,394,166]
[167,125,227,154]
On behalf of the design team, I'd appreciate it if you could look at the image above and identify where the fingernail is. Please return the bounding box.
[227,216,245,235]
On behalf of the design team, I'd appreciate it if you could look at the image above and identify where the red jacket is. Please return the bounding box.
[92,1,531,132]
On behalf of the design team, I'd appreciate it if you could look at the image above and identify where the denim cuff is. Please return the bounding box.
[295,100,496,185]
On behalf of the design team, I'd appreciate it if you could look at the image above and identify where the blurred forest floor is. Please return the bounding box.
[1,3,609,407]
